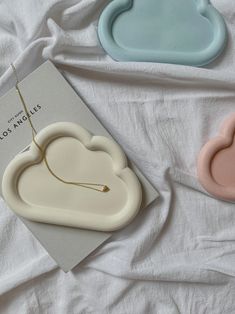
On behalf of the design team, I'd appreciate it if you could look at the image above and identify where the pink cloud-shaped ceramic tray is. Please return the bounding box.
[198,113,235,202]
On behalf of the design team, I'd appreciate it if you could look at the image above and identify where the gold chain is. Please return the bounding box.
[11,63,109,193]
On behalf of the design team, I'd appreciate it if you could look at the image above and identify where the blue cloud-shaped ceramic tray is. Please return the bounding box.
[98,0,227,66]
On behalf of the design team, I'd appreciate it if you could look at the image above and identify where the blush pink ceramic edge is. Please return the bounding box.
[197,113,235,202]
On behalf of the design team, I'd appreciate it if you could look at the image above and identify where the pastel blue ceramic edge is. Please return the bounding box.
[98,0,227,66]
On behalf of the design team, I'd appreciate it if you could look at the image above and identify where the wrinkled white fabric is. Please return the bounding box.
[0,0,235,313]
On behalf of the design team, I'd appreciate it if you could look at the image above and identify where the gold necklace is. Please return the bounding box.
[11,63,109,193]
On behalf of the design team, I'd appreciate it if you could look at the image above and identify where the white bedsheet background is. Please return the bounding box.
[0,0,235,313]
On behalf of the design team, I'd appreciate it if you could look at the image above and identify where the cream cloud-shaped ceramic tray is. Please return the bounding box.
[2,122,142,231]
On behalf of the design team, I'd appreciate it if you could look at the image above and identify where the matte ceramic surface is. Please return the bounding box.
[98,0,227,66]
[197,113,235,202]
[2,122,142,231]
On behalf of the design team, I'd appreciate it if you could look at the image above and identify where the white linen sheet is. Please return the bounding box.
[0,0,235,313]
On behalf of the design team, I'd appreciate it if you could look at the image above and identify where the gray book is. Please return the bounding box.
[0,61,159,271]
